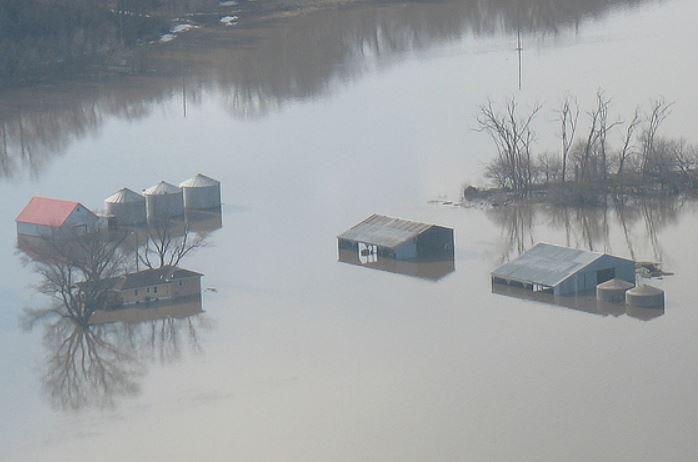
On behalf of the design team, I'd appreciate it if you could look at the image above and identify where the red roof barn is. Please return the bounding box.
[16,197,100,237]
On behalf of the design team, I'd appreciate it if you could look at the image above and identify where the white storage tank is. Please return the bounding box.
[625,284,665,309]
[105,188,146,226]
[596,279,634,303]
[143,181,184,222]
[179,173,221,210]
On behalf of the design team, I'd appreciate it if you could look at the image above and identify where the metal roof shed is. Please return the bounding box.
[338,214,454,261]
[491,243,635,296]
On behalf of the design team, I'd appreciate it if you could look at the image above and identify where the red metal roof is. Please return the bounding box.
[15,197,88,227]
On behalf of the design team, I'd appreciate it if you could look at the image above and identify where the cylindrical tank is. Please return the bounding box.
[596,278,634,303]
[625,284,665,308]
[179,173,221,209]
[143,181,184,222]
[104,188,146,226]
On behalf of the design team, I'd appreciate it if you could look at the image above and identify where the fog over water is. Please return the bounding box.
[2,0,698,460]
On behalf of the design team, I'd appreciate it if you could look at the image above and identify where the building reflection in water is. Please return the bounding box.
[487,196,683,266]
[338,248,455,282]
[18,210,220,410]
[491,283,664,321]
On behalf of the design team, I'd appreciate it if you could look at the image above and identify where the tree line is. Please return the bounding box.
[476,92,696,203]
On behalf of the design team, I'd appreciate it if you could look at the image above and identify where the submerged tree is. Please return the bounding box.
[477,97,541,196]
[137,218,206,270]
[19,228,209,410]
[556,96,579,184]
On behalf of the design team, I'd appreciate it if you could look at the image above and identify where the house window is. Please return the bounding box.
[178,281,183,287]
[154,286,158,294]
[146,287,150,293]
[134,289,138,296]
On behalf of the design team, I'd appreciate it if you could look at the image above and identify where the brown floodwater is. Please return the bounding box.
[2,0,698,460]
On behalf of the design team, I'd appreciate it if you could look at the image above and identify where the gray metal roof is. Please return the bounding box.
[338,214,436,249]
[143,181,181,195]
[179,173,220,188]
[105,188,144,203]
[492,243,607,287]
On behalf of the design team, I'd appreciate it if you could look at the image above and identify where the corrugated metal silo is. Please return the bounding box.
[143,181,184,222]
[105,188,147,226]
[179,173,221,209]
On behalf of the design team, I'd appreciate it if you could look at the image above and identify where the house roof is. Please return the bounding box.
[16,197,93,227]
[491,243,628,288]
[143,181,180,196]
[179,173,220,188]
[119,266,203,290]
[338,214,439,249]
[105,188,144,204]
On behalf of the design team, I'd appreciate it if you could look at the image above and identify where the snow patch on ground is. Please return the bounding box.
[160,23,198,44]
[220,15,239,26]
[172,23,198,33]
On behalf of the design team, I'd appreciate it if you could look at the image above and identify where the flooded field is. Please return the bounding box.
[1,0,698,460]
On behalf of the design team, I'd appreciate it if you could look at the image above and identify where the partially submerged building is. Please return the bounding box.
[114,266,203,306]
[179,173,221,210]
[143,181,184,222]
[104,188,147,226]
[16,197,100,237]
[338,214,454,261]
[491,243,635,296]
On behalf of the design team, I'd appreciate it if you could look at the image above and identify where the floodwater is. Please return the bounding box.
[2,0,698,460]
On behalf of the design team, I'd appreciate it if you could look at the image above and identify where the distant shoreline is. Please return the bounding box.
[0,0,386,87]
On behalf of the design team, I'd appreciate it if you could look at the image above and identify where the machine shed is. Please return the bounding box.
[338,214,454,261]
[491,243,635,296]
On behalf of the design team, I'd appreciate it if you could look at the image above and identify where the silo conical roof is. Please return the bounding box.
[627,284,663,296]
[143,181,180,195]
[105,188,144,203]
[179,173,220,188]
[597,279,634,290]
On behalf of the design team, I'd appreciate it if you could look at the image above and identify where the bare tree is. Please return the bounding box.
[477,97,541,195]
[137,219,206,270]
[640,98,673,176]
[616,108,641,177]
[22,230,130,326]
[556,96,579,183]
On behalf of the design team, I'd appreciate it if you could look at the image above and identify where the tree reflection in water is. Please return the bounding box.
[19,230,211,411]
[0,0,652,178]
[487,196,683,264]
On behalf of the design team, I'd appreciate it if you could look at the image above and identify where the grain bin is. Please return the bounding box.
[105,188,146,226]
[596,278,634,303]
[625,284,665,309]
[143,181,184,222]
[179,173,221,209]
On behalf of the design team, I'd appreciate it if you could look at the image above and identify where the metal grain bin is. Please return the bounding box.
[596,278,634,303]
[179,173,221,209]
[625,284,665,309]
[105,188,146,226]
[143,181,184,222]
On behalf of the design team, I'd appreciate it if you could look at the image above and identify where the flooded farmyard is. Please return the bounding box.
[1,0,698,460]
